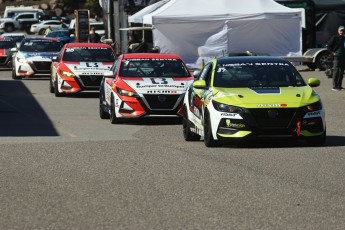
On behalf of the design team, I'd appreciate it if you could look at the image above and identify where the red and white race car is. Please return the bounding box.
[50,43,116,97]
[99,53,194,123]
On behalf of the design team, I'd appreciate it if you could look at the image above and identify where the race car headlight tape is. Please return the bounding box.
[303,101,322,112]
[116,87,138,97]
[212,100,248,113]
[59,69,75,78]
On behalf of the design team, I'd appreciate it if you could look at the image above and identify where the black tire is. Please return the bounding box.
[306,63,317,70]
[203,111,220,147]
[99,93,110,119]
[315,51,333,71]
[26,26,32,35]
[54,79,64,97]
[4,24,14,33]
[183,106,200,141]
[39,28,46,35]
[49,78,54,93]
[110,96,120,124]
[12,68,21,80]
[306,130,326,147]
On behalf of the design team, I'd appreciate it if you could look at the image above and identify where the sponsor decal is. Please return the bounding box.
[66,47,108,51]
[220,62,289,67]
[225,119,245,129]
[136,84,184,89]
[193,96,202,109]
[123,58,178,61]
[257,103,287,107]
[80,72,103,75]
[306,111,321,116]
[150,78,168,84]
[69,63,111,71]
[147,90,177,94]
[193,105,201,118]
[221,113,237,117]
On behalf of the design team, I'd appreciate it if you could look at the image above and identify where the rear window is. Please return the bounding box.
[119,58,190,78]
[62,47,115,62]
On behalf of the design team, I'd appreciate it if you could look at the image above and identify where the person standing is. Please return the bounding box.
[327,25,345,91]
[88,27,101,43]
[59,19,66,29]
[45,26,52,35]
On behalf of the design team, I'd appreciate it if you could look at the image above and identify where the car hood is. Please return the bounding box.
[65,62,113,76]
[18,51,59,61]
[121,77,193,94]
[212,86,320,108]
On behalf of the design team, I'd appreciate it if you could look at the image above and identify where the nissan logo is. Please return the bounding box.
[268,109,279,118]
[158,95,166,102]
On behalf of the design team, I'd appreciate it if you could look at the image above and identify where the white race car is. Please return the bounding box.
[12,37,63,79]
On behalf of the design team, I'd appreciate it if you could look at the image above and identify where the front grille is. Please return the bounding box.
[142,94,181,110]
[32,61,51,71]
[79,75,103,87]
[246,108,297,128]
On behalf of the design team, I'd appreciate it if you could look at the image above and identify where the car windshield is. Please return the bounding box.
[19,40,63,52]
[213,62,307,88]
[0,41,16,48]
[62,47,115,62]
[119,59,190,77]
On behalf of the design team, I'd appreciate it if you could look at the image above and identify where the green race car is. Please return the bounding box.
[183,56,326,147]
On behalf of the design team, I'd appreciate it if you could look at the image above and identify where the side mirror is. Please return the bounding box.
[103,70,115,78]
[10,47,18,53]
[52,56,58,62]
[193,79,206,89]
[308,78,320,87]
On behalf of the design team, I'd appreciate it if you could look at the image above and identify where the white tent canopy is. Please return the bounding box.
[128,0,170,24]
[139,0,302,67]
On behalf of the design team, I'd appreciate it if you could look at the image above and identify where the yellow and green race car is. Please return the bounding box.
[183,56,326,147]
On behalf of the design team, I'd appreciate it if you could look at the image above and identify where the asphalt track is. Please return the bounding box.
[1,67,345,229]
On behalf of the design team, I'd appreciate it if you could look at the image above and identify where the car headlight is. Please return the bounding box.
[116,87,138,97]
[302,100,322,112]
[59,69,75,78]
[17,57,29,64]
[212,100,248,113]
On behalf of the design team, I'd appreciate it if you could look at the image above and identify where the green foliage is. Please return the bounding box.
[86,0,99,8]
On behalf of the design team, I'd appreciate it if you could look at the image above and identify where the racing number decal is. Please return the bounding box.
[150,78,168,84]
[86,63,99,68]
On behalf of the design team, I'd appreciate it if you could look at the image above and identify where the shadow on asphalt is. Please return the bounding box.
[115,116,183,126]
[221,135,345,148]
[0,80,58,136]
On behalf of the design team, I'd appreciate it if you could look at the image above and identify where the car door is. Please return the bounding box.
[51,48,64,83]
[104,58,121,105]
[189,62,213,123]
